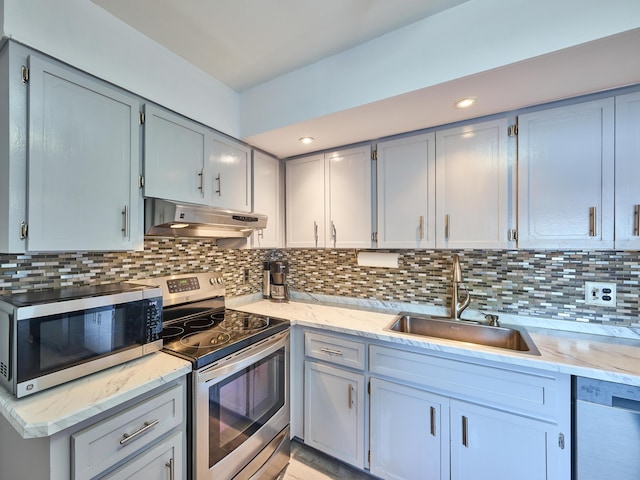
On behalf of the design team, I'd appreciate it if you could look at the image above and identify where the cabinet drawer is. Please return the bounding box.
[370,345,566,420]
[72,382,184,480]
[305,331,365,370]
[102,431,183,480]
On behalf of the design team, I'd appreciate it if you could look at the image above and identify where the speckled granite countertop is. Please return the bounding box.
[0,352,191,439]
[230,297,640,386]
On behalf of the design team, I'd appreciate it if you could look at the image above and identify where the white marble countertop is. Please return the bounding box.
[6,296,639,440]
[231,298,640,386]
[0,352,191,439]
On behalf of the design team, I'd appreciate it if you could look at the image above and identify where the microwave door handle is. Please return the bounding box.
[197,332,287,384]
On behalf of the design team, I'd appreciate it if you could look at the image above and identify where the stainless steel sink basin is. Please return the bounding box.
[386,314,540,355]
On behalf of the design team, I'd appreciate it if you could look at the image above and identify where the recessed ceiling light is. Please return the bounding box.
[299,136,315,144]
[454,97,476,109]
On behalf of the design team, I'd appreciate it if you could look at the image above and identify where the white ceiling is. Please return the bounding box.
[90,1,640,158]
[244,28,640,157]
[91,0,469,92]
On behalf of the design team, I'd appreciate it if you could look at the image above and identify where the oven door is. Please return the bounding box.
[195,330,290,480]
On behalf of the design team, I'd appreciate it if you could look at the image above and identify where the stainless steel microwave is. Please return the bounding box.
[0,283,163,398]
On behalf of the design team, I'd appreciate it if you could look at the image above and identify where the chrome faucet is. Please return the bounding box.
[451,254,471,319]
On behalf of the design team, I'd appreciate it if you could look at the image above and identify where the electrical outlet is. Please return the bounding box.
[243,268,249,284]
[584,282,617,307]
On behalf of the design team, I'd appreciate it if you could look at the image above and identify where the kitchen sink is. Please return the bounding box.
[385,314,540,355]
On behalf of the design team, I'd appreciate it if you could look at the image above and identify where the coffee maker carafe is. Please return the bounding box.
[269,261,289,302]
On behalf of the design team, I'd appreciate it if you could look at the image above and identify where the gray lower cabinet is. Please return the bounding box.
[303,331,366,469]
[369,378,448,480]
[0,378,186,480]
[368,344,571,480]
[101,431,183,480]
[299,328,572,480]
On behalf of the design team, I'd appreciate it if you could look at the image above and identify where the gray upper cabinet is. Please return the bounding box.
[517,99,615,249]
[376,133,436,249]
[208,132,251,212]
[252,150,283,248]
[27,55,143,252]
[614,91,640,250]
[143,104,251,212]
[0,44,143,253]
[143,104,208,205]
[435,118,512,249]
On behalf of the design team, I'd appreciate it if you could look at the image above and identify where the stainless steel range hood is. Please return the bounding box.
[145,199,267,238]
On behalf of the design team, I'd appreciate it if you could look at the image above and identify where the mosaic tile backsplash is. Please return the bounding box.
[1,238,639,327]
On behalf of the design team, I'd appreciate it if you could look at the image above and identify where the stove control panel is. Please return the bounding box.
[167,277,200,293]
[136,272,225,307]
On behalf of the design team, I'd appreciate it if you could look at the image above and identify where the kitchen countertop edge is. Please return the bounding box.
[0,351,192,439]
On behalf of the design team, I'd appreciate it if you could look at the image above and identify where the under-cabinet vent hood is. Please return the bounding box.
[145,199,267,238]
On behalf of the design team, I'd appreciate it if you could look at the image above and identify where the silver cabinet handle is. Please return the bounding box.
[314,221,319,247]
[215,173,222,197]
[198,169,204,195]
[444,214,450,240]
[462,416,468,447]
[319,347,343,356]
[589,207,597,237]
[119,419,159,445]
[331,222,337,247]
[121,206,129,238]
[634,205,640,236]
[430,406,436,436]
[166,458,175,480]
[348,384,353,409]
[419,216,424,240]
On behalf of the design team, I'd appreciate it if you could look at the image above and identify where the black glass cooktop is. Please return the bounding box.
[161,308,290,369]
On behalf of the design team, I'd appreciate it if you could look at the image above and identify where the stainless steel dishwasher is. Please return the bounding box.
[574,377,640,480]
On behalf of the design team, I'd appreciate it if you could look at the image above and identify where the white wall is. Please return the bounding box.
[239,0,640,138]
[2,0,240,137]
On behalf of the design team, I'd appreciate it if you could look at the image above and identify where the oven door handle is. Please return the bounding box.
[197,331,289,384]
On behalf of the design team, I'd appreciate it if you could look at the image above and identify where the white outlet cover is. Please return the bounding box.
[584,281,617,307]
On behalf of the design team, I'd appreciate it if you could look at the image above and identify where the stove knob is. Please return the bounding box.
[209,277,216,285]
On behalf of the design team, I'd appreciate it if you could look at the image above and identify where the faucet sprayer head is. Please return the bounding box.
[452,254,463,283]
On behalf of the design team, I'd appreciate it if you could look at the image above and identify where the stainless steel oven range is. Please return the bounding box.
[140,272,290,480]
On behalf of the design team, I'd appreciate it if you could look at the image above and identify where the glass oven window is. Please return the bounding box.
[208,347,286,467]
[16,302,145,383]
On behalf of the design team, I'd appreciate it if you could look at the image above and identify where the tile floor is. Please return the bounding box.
[279,439,377,480]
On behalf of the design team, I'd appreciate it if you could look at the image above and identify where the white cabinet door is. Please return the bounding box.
[435,118,511,249]
[286,155,325,247]
[615,92,640,250]
[518,98,615,249]
[326,146,373,248]
[103,431,184,480]
[304,361,365,468]
[377,133,436,248]
[27,55,142,252]
[143,103,207,205]
[144,106,251,212]
[208,133,251,211]
[369,378,449,480]
[252,150,283,248]
[450,400,560,480]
